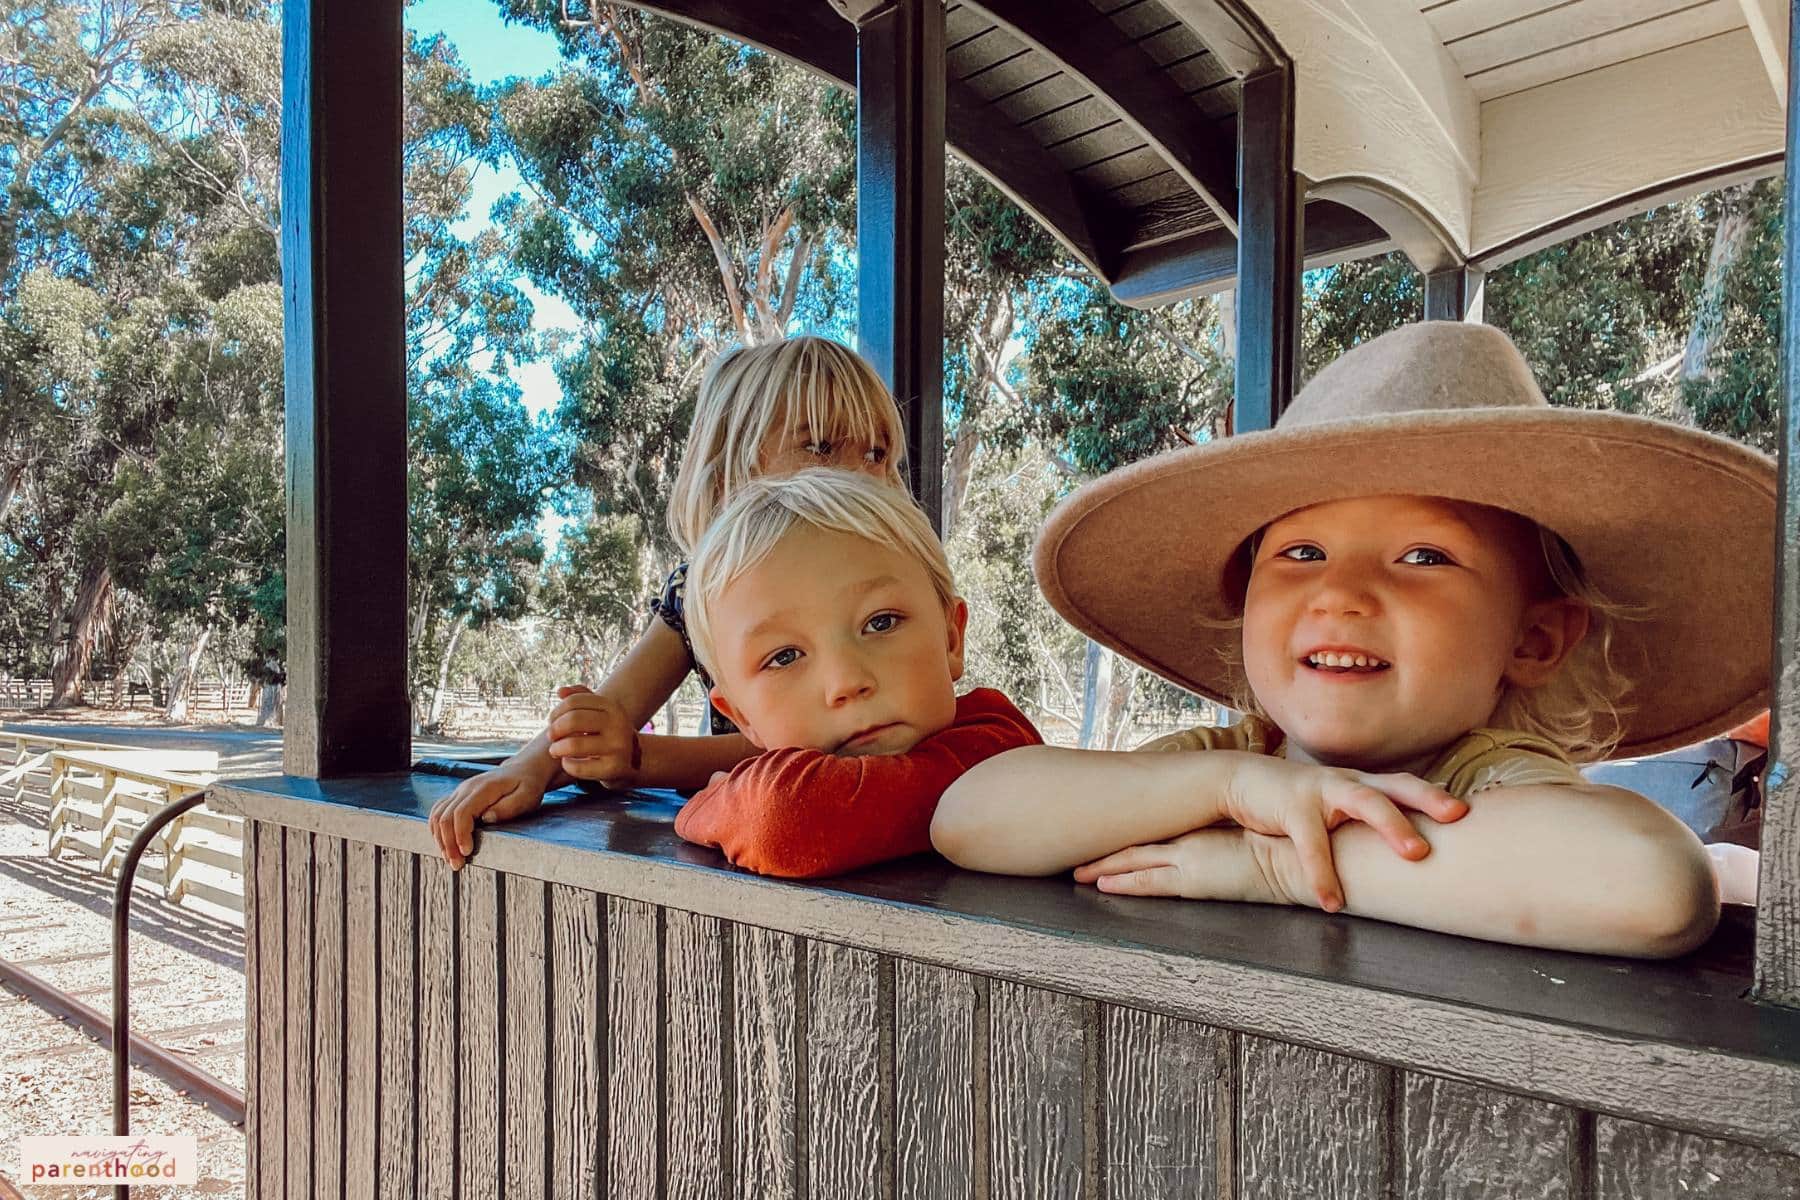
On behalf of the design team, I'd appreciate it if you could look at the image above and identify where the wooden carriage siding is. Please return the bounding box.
[220,778,1800,1199]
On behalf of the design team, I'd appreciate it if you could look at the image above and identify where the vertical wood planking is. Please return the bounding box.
[285,830,314,1200]
[666,909,728,1200]
[378,846,417,1200]
[734,926,801,1199]
[810,942,887,1200]
[460,866,503,1200]
[256,822,284,1200]
[1102,1005,1231,1199]
[989,981,1089,1200]
[506,876,550,1200]
[242,821,260,1200]
[1237,1038,1390,1200]
[551,884,605,1200]
[893,959,975,1200]
[418,856,458,1200]
[1595,1117,1800,1198]
[311,836,345,1200]
[1399,1072,1578,1199]
[607,898,661,1200]
[344,841,378,1200]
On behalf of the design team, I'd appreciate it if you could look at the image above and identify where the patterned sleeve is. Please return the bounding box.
[649,562,691,640]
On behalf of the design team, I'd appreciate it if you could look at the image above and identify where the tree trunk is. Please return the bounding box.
[0,461,22,528]
[942,421,979,538]
[664,686,682,737]
[49,563,114,706]
[1678,190,1754,418]
[1077,640,1106,749]
[1216,288,1237,436]
[164,627,213,722]
[1103,659,1140,751]
[255,682,285,728]
[425,614,469,731]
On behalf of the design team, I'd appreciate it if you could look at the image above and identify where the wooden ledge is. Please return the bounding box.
[211,770,1800,1155]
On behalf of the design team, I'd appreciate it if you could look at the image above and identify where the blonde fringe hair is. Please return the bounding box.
[1213,524,1639,762]
[667,336,909,556]
[684,469,957,679]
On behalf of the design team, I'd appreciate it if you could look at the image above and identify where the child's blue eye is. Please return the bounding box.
[864,612,902,634]
[762,647,802,670]
[1399,547,1453,566]
[1277,544,1324,562]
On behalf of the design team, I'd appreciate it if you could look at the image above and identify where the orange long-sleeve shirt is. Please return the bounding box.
[673,687,1042,879]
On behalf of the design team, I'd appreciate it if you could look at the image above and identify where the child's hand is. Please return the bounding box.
[546,684,643,787]
[428,765,549,871]
[1075,827,1287,905]
[1077,757,1467,911]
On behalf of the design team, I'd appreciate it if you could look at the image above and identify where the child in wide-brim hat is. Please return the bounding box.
[931,321,1775,959]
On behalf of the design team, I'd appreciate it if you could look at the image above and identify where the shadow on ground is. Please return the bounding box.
[0,849,243,970]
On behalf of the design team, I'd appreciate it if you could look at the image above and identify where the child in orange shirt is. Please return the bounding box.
[429,336,909,869]
[670,469,1041,877]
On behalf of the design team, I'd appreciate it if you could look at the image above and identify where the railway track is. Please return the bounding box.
[0,954,245,1125]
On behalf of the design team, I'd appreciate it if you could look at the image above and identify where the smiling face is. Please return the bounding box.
[707,525,968,757]
[1241,495,1588,771]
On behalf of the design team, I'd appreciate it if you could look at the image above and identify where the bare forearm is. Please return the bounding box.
[502,727,571,791]
[600,620,695,729]
[633,733,758,791]
[1260,785,1719,958]
[932,745,1243,875]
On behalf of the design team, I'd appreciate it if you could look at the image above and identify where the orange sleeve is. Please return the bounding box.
[673,689,1041,878]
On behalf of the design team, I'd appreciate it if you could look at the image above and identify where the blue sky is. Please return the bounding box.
[407,0,576,421]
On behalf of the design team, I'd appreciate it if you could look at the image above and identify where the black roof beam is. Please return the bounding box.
[1109,199,1391,309]
[966,0,1242,239]
[628,0,1106,276]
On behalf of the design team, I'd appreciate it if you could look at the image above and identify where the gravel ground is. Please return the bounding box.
[0,710,533,1198]
[0,782,246,1197]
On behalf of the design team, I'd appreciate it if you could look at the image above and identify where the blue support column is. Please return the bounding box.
[1756,0,1800,1007]
[281,0,410,775]
[843,0,946,527]
[1235,66,1303,434]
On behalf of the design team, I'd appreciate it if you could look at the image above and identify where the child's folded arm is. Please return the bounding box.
[677,708,1037,879]
[629,733,758,791]
[931,746,1463,894]
[1247,781,1717,958]
[931,745,1249,876]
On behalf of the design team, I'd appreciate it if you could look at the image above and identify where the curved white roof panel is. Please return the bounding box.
[1215,0,1786,266]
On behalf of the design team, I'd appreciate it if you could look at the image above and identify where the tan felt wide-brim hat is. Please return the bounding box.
[1033,322,1778,761]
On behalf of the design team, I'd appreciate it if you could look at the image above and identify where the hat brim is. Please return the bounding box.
[1033,408,1777,760]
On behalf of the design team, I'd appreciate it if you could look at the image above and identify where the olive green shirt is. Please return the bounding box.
[1136,716,1582,799]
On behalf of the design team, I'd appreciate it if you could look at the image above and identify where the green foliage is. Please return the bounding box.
[1011,284,1225,477]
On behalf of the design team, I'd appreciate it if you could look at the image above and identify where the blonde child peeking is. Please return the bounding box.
[932,322,1776,959]
[671,469,1042,877]
[430,336,908,870]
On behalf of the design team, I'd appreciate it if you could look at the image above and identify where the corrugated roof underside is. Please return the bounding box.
[947,0,1237,249]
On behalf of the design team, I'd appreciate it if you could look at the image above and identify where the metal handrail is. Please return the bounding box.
[110,787,213,1200]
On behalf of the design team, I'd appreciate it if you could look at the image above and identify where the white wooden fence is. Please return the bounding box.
[0,678,255,711]
[3,731,244,917]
